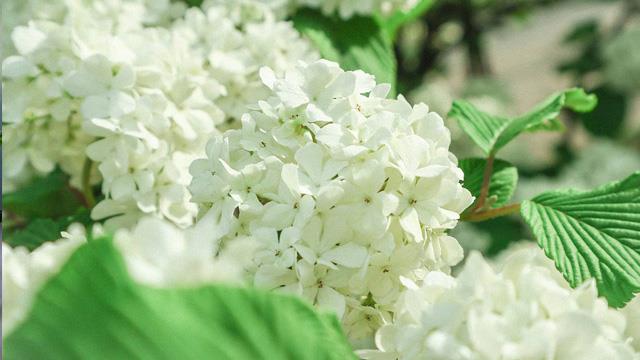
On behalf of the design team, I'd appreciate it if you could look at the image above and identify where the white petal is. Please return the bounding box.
[399,207,423,242]
[321,243,368,268]
[317,286,346,319]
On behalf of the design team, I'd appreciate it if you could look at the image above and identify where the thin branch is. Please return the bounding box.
[471,153,495,212]
[462,203,521,222]
[82,157,96,208]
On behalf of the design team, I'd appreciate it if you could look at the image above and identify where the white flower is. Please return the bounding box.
[189,59,473,343]
[2,224,87,336]
[114,215,257,286]
[1,21,97,191]
[3,0,316,228]
[623,296,640,350]
[361,243,639,360]
[171,5,318,122]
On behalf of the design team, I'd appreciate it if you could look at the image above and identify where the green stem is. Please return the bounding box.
[471,153,495,212]
[462,203,521,222]
[82,158,96,208]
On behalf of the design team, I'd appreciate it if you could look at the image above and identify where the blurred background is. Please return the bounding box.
[395,0,640,256]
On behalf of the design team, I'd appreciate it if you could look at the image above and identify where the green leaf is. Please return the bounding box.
[183,0,203,6]
[448,88,597,155]
[562,20,599,45]
[377,0,434,39]
[520,172,640,307]
[4,237,356,359]
[4,210,92,251]
[293,8,397,95]
[2,169,85,219]
[579,86,626,138]
[459,158,518,209]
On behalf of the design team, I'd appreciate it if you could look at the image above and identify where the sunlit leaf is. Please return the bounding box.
[449,88,597,155]
[4,237,356,359]
[521,172,640,307]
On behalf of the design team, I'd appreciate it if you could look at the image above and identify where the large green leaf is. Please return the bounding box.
[520,172,640,307]
[459,157,518,209]
[293,8,397,94]
[448,88,597,155]
[377,0,434,39]
[2,169,85,219]
[4,237,356,359]
[4,210,92,251]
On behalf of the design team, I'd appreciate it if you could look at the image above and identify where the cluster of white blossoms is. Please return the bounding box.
[1,0,186,191]
[172,4,318,122]
[189,59,473,343]
[2,216,252,338]
[624,297,640,351]
[114,216,257,287]
[360,243,639,360]
[1,0,186,58]
[604,26,640,93]
[2,20,94,191]
[2,0,317,228]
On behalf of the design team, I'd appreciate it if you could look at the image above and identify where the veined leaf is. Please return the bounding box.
[4,237,356,359]
[377,0,434,39]
[293,8,397,95]
[459,158,518,209]
[448,88,597,155]
[521,172,640,307]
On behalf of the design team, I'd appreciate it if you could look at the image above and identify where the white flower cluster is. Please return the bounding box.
[189,59,473,343]
[624,296,640,350]
[604,26,640,93]
[114,216,257,287]
[2,20,95,191]
[2,0,317,229]
[1,0,185,191]
[1,0,186,58]
[172,5,318,122]
[2,216,252,338]
[361,244,639,360]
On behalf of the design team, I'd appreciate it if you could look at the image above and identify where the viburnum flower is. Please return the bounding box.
[171,4,318,122]
[1,0,186,59]
[189,59,473,344]
[2,21,97,191]
[623,296,640,350]
[3,0,317,229]
[114,216,257,287]
[1,0,183,190]
[1,216,253,338]
[360,243,639,360]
